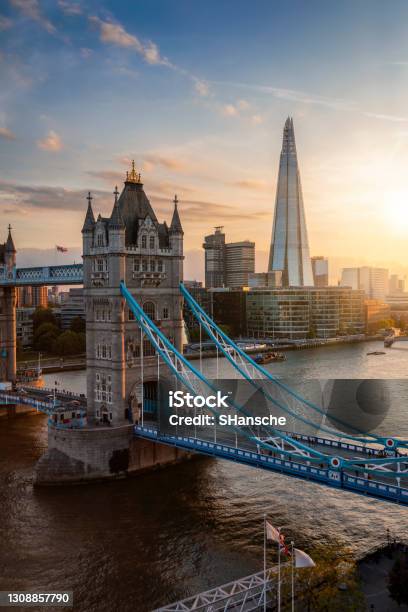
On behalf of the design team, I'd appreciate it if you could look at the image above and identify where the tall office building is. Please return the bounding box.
[203,227,225,288]
[268,117,314,287]
[340,267,389,300]
[16,285,48,308]
[389,274,405,295]
[311,256,329,287]
[203,229,255,289]
[225,241,255,288]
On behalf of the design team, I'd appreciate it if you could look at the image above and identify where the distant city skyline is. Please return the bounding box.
[3,1,408,279]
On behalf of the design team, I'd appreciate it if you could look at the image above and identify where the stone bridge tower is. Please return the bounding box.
[82,162,184,426]
[0,226,17,382]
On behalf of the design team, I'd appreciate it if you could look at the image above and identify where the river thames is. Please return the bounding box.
[1,340,408,611]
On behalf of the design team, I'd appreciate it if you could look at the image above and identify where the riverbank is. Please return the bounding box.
[358,541,408,610]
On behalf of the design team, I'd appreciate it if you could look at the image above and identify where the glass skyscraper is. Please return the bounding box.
[268,117,314,287]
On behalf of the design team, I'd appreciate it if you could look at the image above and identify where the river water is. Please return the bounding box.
[1,340,408,611]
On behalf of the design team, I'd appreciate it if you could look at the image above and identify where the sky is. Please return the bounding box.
[2,0,408,282]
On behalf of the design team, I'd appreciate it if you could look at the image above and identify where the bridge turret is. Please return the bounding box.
[82,192,95,256]
[108,186,126,252]
[5,224,16,271]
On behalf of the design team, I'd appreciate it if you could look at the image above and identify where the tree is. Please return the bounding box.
[53,331,83,356]
[388,556,408,605]
[33,322,61,352]
[218,323,232,337]
[70,316,86,334]
[32,306,58,331]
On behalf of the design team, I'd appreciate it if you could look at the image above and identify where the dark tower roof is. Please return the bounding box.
[109,186,125,229]
[6,224,16,253]
[170,195,183,234]
[82,192,95,232]
[117,161,158,245]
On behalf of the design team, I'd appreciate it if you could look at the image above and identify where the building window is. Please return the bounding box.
[142,260,148,272]
[143,339,156,356]
[141,235,147,249]
[143,301,155,320]
[162,306,169,319]
[96,344,112,360]
[97,233,104,247]
[95,372,112,403]
[133,260,139,272]
[149,260,155,272]
[157,260,163,272]
[95,307,111,322]
[149,235,155,250]
[95,258,106,273]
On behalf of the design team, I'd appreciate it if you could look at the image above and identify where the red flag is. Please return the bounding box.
[266,521,291,556]
[56,245,68,253]
[279,532,290,556]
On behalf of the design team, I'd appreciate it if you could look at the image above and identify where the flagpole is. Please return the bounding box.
[278,528,281,612]
[291,541,295,612]
[263,514,267,612]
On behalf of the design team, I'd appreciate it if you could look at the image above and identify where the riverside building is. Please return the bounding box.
[246,287,365,340]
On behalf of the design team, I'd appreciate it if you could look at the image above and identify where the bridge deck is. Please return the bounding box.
[135,425,408,506]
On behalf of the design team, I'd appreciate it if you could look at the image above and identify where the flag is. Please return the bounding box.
[56,245,68,253]
[294,548,315,568]
[266,521,290,556]
[266,521,280,543]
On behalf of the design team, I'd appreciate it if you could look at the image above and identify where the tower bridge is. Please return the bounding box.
[1,162,408,504]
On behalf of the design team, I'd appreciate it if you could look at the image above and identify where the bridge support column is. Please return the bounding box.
[0,286,17,383]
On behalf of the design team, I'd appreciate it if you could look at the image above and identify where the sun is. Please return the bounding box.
[384,190,408,232]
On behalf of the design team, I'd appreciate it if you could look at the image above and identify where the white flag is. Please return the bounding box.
[266,521,280,543]
[294,548,315,568]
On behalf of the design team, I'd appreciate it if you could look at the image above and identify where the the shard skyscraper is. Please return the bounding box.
[268,117,314,287]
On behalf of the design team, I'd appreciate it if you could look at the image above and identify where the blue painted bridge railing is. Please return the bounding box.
[0,264,83,286]
[134,425,408,506]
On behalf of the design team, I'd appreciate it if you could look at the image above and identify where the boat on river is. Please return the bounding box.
[254,352,286,365]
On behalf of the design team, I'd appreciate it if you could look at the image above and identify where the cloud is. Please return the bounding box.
[0,180,112,214]
[10,0,56,34]
[80,47,93,59]
[364,112,408,123]
[58,0,82,16]
[221,99,255,119]
[233,179,270,191]
[222,104,239,117]
[237,99,250,110]
[194,78,210,97]
[37,130,63,152]
[0,127,16,140]
[251,114,263,125]
[144,154,189,172]
[87,169,124,184]
[118,153,192,174]
[0,15,12,30]
[169,199,270,222]
[89,16,171,66]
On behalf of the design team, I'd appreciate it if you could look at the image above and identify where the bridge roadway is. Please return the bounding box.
[2,386,407,504]
[0,386,86,413]
[135,423,408,505]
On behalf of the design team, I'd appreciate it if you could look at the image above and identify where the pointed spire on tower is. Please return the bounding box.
[109,185,125,229]
[82,192,95,232]
[170,194,183,234]
[5,224,16,253]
